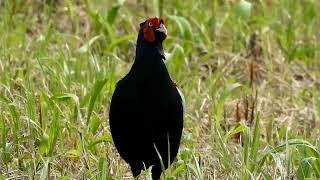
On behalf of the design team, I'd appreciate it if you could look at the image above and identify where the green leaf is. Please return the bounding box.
[249,113,261,172]
[224,123,246,142]
[243,124,250,166]
[66,149,80,159]
[258,139,320,171]
[158,0,164,17]
[187,154,204,180]
[39,133,49,154]
[171,162,187,177]
[215,83,243,128]
[98,157,108,180]
[297,157,314,180]
[58,176,71,180]
[51,93,83,124]
[107,0,124,25]
[167,15,193,41]
[89,116,101,134]
[87,78,108,125]
[76,35,102,54]
[311,158,320,178]
[0,95,10,103]
[88,135,113,148]
[107,34,135,51]
[167,44,185,71]
[237,0,252,19]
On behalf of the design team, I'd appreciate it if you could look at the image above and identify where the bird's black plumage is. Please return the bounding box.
[109,17,184,179]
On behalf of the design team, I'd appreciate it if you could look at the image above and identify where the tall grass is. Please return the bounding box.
[0,0,320,179]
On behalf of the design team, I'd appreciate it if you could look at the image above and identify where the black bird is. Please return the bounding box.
[109,17,184,179]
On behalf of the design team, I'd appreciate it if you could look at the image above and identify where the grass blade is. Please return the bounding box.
[87,78,108,125]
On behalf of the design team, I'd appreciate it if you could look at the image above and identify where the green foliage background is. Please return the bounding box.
[0,0,320,179]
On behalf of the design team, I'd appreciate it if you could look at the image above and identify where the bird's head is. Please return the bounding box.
[139,17,167,43]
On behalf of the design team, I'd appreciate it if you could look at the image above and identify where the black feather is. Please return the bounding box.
[109,19,184,180]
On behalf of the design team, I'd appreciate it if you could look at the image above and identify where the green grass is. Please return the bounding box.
[0,0,320,179]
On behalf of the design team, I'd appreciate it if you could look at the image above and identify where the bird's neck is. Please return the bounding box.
[136,41,165,60]
[129,42,171,84]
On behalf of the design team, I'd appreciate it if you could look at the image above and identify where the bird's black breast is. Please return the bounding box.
[109,74,184,166]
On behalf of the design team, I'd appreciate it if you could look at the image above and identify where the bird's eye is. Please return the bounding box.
[148,22,153,28]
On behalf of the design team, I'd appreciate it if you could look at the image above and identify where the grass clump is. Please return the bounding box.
[0,0,320,179]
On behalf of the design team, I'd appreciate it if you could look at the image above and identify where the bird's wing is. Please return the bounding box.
[164,86,184,164]
[176,86,185,113]
[109,81,142,162]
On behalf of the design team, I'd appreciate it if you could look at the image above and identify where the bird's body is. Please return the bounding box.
[109,17,184,179]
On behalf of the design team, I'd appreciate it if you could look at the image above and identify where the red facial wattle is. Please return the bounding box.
[143,17,166,42]
[143,26,156,42]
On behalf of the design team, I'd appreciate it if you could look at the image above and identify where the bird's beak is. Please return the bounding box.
[156,23,167,36]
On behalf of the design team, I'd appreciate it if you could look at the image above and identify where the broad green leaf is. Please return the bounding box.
[167,15,193,41]
[237,0,252,19]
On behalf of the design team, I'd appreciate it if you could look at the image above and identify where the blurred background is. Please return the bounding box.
[0,0,320,179]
